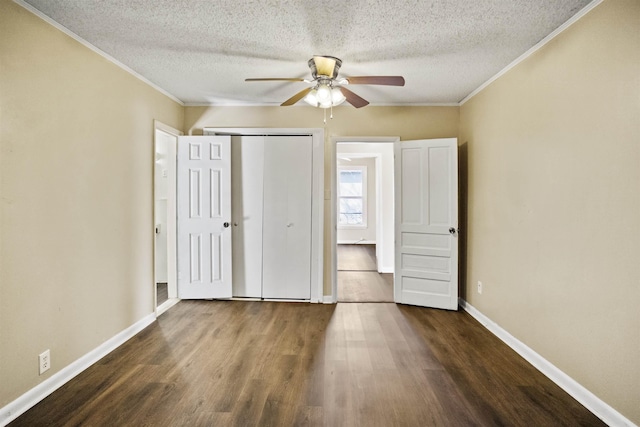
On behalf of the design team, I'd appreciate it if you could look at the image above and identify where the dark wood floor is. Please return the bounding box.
[338,244,394,302]
[337,271,394,303]
[157,282,168,306]
[337,244,378,271]
[10,301,604,427]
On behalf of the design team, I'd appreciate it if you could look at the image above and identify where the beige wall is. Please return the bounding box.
[185,105,458,140]
[459,0,640,423]
[0,0,183,407]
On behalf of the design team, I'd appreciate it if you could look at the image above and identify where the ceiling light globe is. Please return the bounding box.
[319,98,333,108]
[331,88,346,106]
[303,89,319,107]
[316,84,331,102]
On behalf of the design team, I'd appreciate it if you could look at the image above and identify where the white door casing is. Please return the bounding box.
[394,138,458,310]
[177,136,232,299]
[154,121,182,316]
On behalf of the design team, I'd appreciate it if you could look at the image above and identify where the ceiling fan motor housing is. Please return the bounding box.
[309,55,342,79]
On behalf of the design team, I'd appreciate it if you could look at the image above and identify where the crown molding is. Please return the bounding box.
[13,0,185,106]
[183,101,460,108]
[460,0,604,105]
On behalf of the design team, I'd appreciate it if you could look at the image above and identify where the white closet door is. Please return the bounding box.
[231,136,265,298]
[262,135,313,299]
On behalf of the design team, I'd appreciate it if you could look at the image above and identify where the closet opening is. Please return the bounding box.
[203,127,325,303]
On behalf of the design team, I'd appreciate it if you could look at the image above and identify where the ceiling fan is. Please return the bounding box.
[246,55,405,109]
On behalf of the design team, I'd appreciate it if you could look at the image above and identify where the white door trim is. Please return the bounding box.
[330,136,400,303]
[204,127,324,303]
[155,120,183,137]
[153,120,182,317]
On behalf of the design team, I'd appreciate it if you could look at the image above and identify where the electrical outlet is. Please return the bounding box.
[477,281,483,294]
[39,350,50,375]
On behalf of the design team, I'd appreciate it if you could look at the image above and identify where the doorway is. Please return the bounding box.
[154,121,181,315]
[334,139,397,302]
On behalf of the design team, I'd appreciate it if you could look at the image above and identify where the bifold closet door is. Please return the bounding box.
[231,136,264,298]
[262,135,313,299]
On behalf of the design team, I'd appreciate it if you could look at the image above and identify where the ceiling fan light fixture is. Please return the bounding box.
[331,87,346,106]
[316,84,331,103]
[304,83,346,109]
[303,88,319,107]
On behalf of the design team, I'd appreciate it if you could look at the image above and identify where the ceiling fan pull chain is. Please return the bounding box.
[323,108,327,124]
[330,104,334,120]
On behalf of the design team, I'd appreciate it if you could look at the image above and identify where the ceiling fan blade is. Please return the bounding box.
[245,78,305,82]
[281,87,312,106]
[339,87,369,108]
[345,76,405,86]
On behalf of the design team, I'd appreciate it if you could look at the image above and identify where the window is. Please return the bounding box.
[338,166,367,227]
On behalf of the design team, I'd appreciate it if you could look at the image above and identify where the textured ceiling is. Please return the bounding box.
[22,0,594,106]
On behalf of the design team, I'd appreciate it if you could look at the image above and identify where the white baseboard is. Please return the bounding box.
[337,240,376,245]
[459,299,636,427]
[0,313,156,427]
[323,295,337,304]
[156,297,180,316]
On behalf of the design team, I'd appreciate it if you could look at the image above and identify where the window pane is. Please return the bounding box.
[339,198,363,225]
[339,170,362,197]
[338,168,365,226]
[340,213,363,225]
[340,198,362,214]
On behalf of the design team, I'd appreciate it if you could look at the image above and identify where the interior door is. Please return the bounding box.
[231,136,264,298]
[394,138,458,310]
[177,135,232,299]
[262,135,313,299]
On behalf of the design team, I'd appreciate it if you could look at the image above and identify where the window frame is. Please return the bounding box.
[337,165,367,229]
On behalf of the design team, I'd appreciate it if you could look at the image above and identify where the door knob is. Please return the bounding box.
[223,222,230,228]
[449,227,456,234]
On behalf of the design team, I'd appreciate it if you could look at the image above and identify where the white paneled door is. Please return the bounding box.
[177,136,232,299]
[394,138,458,310]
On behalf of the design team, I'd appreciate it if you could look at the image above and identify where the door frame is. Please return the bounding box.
[330,136,399,303]
[204,127,325,303]
[153,120,182,316]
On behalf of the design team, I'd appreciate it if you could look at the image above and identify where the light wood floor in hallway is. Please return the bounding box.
[10,301,604,426]
[337,244,394,302]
